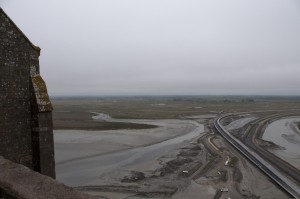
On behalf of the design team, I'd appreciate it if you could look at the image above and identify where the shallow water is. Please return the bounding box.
[55,122,204,186]
[263,117,300,169]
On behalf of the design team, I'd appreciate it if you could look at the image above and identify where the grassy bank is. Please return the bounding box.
[53,111,156,130]
[52,96,300,130]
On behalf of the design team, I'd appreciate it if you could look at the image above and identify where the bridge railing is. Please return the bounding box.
[214,116,300,199]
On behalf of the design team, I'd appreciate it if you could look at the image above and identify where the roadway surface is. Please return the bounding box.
[243,114,300,184]
[214,115,300,199]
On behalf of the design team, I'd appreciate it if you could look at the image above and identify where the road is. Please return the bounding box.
[243,114,300,184]
[214,115,300,199]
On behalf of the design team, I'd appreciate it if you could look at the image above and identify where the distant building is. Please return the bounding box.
[0,8,55,178]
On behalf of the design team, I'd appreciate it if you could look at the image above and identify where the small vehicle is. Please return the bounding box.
[220,188,229,192]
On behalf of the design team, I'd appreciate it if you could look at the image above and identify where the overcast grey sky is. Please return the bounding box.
[1,0,300,96]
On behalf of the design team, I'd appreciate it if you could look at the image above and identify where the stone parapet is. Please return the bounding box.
[0,156,97,199]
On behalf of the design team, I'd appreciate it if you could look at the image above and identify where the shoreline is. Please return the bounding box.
[54,119,203,183]
[262,117,300,170]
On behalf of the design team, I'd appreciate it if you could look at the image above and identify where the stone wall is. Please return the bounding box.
[0,156,97,199]
[0,8,55,178]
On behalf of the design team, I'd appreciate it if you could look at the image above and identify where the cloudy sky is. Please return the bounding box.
[1,0,300,96]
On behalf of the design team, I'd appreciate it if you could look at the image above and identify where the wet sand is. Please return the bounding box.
[55,119,198,163]
[55,119,204,186]
[263,117,300,170]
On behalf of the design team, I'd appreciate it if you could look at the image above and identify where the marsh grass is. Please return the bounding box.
[52,96,300,130]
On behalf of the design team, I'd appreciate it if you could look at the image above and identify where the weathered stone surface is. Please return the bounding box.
[0,8,55,178]
[0,157,97,199]
[31,75,52,112]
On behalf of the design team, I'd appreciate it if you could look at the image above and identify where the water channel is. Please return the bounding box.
[56,122,204,186]
[263,117,300,170]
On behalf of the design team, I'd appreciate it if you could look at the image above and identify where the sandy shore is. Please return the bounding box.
[263,117,300,170]
[54,113,292,199]
[55,119,199,165]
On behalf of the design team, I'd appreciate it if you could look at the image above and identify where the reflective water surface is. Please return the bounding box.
[55,122,204,186]
[263,117,300,170]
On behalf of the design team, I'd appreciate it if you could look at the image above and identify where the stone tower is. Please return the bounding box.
[0,8,55,178]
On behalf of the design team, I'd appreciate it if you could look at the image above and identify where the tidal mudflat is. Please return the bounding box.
[55,118,204,186]
[52,96,300,198]
[263,117,300,170]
